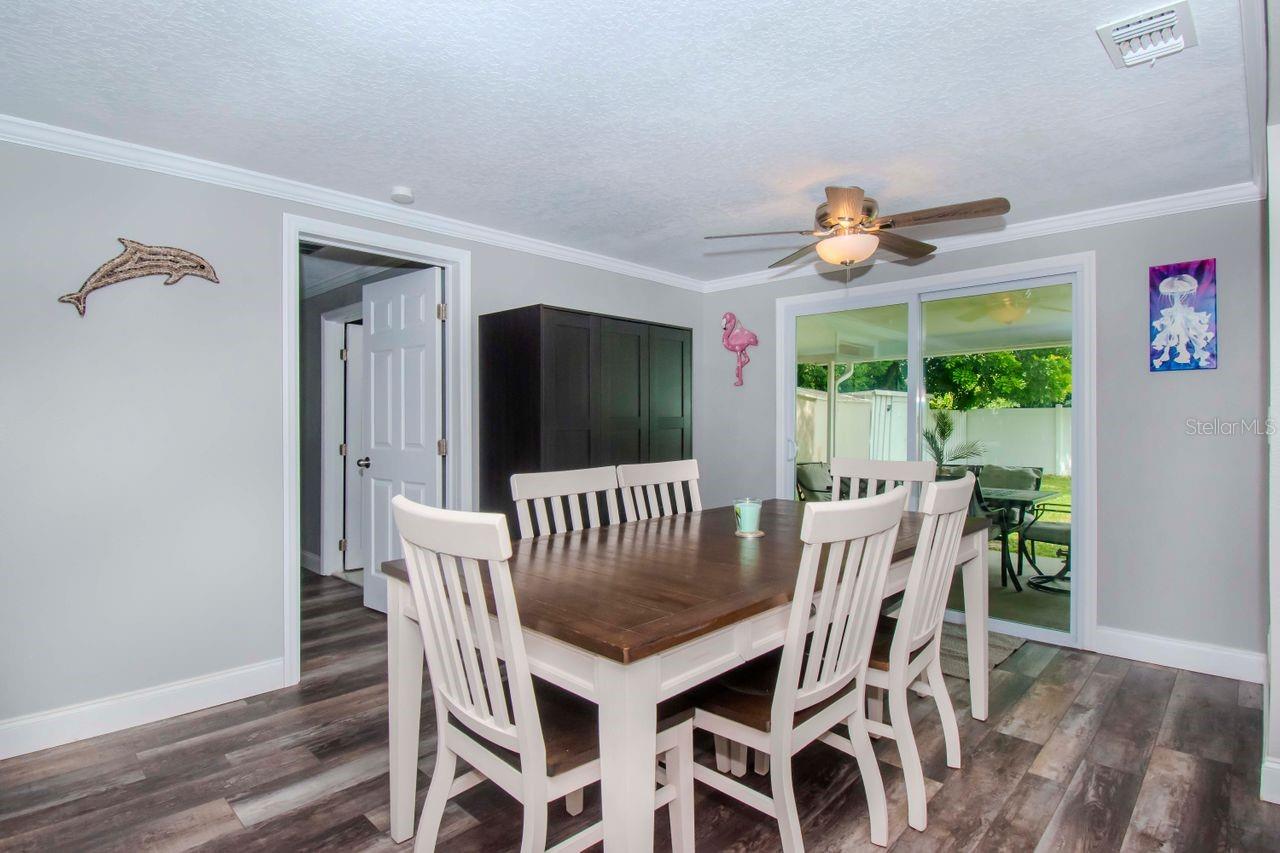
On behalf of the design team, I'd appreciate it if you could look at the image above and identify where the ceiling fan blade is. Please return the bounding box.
[874,197,1010,229]
[873,229,936,259]
[768,241,820,268]
[704,229,815,240]
[825,186,865,221]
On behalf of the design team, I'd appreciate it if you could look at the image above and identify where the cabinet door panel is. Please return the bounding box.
[649,325,693,461]
[592,317,649,465]
[541,310,594,470]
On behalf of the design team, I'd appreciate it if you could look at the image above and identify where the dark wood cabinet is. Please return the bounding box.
[479,305,693,523]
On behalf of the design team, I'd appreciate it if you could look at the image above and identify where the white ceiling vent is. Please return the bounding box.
[1096,1,1198,69]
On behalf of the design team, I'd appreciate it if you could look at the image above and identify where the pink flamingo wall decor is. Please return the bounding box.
[721,311,759,387]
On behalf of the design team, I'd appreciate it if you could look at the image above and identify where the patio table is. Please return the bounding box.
[980,487,1057,592]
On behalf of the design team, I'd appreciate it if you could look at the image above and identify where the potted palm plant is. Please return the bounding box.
[922,410,984,466]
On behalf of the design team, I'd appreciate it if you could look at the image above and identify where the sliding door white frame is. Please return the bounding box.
[775,252,1097,649]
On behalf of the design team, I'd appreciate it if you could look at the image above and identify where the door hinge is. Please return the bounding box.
[437,438,448,456]
[339,443,347,457]
[339,347,348,361]
[436,303,448,321]
[338,538,347,553]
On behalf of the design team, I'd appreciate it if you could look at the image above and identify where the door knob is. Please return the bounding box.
[356,457,371,469]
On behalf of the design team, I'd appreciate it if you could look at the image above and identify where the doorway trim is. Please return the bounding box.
[282,215,473,686]
[319,302,363,577]
[773,252,1097,650]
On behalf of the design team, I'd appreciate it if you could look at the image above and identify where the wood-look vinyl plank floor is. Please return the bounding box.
[2,571,1277,852]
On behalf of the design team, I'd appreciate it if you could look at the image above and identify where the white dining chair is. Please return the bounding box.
[690,487,909,850]
[510,467,620,540]
[863,472,975,832]
[390,496,695,853]
[616,459,702,522]
[829,458,936,502]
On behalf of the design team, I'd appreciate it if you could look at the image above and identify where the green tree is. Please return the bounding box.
[797,347,1071,411]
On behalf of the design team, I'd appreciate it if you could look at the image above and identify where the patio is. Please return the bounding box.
[947,549,1070,632]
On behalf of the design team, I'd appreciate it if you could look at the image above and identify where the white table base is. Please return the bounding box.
[387,530,988,849]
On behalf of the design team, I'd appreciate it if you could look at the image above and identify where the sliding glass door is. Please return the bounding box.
[786,274,1078,643]
[792,302,912,501]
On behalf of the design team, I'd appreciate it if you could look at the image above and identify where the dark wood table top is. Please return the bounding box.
[383,499,989,664]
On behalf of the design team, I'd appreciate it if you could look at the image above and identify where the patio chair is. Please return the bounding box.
[795,462,833,501]
[976,465,1043,591]
[1019,502,1071,594]
[939,465,1018,587]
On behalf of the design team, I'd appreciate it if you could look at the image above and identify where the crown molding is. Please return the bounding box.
[0,113,1263,297]
[0,113,704,293]
[701,180,1264,293]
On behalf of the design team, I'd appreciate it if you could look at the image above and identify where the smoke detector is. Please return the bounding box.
[1097,2,1198,69]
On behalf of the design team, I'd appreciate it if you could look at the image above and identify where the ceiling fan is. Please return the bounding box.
[705,186,1010,269]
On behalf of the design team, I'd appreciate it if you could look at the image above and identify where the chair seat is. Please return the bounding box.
[867,615,898,672]
[690,650,860,733]
[1023,521,1071,546]
[474,679,692,776]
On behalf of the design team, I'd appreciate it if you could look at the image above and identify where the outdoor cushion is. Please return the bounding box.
[977,465,1042,490]
[1024,520,1071,546]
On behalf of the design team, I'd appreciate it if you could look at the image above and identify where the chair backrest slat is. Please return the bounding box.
[616,459,702,522]
[550,495,567,534]
[567,493,583,530]
[771,487,908,721]
[392,496,541,761]
[830,458,936,505]
[510,467,621,539]
[894,474,976,655]
[462,556,510,726]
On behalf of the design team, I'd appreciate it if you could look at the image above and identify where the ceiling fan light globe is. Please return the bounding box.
[816,232,879,266]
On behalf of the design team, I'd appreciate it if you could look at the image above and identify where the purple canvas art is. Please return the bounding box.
[1149,258,1216,372]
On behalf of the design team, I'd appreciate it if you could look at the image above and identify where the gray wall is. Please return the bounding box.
[0,135,1264,729]
[0,142,701,720]
[696,201,1267,654]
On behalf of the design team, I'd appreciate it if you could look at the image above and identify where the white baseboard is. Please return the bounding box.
[1088,626,1265,683]
[0,657,284,760]
[300,549,322,574]
[1262,759,1280,803]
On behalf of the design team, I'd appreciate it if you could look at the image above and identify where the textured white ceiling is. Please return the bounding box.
[0,1,1254,280]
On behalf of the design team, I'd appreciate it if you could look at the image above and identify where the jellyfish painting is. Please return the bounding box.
[1149,258,1217,372]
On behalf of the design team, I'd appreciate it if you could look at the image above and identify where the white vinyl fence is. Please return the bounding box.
[796,388,1072,475]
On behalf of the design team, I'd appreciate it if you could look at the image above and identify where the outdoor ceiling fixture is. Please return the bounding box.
[988,295,1031,325]
[705,186,1011,270]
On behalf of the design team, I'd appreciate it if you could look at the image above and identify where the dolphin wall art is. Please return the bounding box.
[58,238,219,316]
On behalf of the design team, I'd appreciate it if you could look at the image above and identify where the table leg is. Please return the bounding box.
[960,534,989,721]
[388,578,424,843]
[596,657,661,852]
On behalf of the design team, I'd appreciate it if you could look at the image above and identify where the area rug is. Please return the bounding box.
[938,622,1024,680]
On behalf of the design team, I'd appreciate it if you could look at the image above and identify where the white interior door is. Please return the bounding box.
[343,322,367,573]
[361,268,442,613]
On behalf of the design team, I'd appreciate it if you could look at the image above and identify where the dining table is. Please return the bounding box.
[382,498,991,851]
